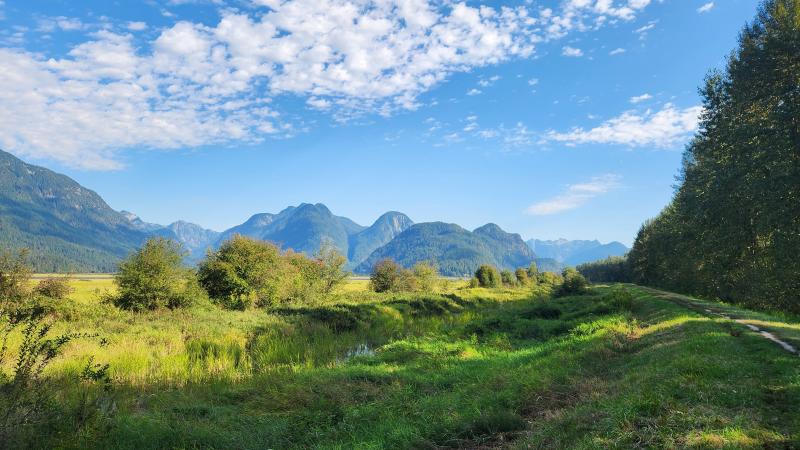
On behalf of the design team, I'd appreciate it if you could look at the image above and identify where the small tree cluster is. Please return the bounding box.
[198,236,348,309]
[34,277,73,300]
[474,264,501,288]
[369,259,440,293]
[113,237,200,311]
[0,249,109,447]
[0,249,32,303]
[555,268,589,297]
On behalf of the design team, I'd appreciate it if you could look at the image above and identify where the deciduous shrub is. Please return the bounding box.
[412,261,439,293]
[514,268,529,285]
[0,249,32,302]
[500,270,516,286]
[370,259,408,293]
[34,277,73,300]
[198,235,325,308]
[316,240,349,293]
[474,265,501,288]
[556,268,589,297]
[113,237,197,311]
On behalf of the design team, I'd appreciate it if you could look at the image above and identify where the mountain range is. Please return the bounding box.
[0,149,627,274]
[527,239,628,267]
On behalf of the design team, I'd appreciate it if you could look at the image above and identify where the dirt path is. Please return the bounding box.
[636,286,799,357]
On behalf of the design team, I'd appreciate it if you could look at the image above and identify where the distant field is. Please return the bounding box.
[4,278,799,448]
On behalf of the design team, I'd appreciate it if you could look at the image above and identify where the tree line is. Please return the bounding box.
[580,0,800,313]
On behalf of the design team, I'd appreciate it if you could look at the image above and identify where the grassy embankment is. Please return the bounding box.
[6,278,800,449]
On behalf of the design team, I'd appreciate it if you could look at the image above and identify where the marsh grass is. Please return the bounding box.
[5,280,800,448]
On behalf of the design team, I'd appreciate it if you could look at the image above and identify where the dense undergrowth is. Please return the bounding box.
[3,281,799,448]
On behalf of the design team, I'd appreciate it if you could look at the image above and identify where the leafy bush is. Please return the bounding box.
[113,237,197,311]
[555,268,588,297]
[0,249,32,302]
[604,286,635,312]
[316,240,349,293]
[412,261,439,293]
[527,262,538,279]
[500,270,516,286]
[199,235,328,308]
[537,271,563,287]
[34,277,73,300]
[468,277,480,288]
[474,265,501,288]
[514,268,529,285]
[0,252,109,447]
[370,259,413,293]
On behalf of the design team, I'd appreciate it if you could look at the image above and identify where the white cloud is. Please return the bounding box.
[0,0,658,169]
[127,21,147,31]
[527,78,539,86]
[629,93,652,103]
[467,88,482,96]
[526,174,621,215]
[609,47,626,55]
[697,2,714,13]
[562,46,584,57]
[547,103,702,148]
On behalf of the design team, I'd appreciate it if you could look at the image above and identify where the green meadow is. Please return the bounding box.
[4,278,799,449]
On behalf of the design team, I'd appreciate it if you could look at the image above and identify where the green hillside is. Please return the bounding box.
[0,149,148,271]
[356,222,535,275]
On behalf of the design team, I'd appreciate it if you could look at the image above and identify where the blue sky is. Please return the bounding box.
[0,0,758,245]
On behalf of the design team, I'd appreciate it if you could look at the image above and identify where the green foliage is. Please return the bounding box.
[411,261,439,293]
[514,268,529,285]
[369,259,411,293]
[199,235,328,308]
[34,277,74,300]
[113,237,196,311]
[316,240,349,293]
[0,248,32,302]
[500,269,516,286]
[468,277,480,288]
[628,0,800,312]
[474,264,501,288]
[577,256,632,283]
[603,286,636,312]
[527,261,538,278]
[556,268,589,297]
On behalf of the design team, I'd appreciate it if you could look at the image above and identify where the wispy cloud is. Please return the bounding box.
[546,103,702,148]
[526,174,622,215]
[697,2,714,13]
[629,93,653,104]
[0,0,659,169]
[609,47,626,56]
[562,46,584,57]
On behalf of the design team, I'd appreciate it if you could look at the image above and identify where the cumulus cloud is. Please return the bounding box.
[0,0,657,169]
[127,21,147,31]
[609,47,626,55]
[526,174,621,215]
[546,103,702,148]
[629,93,652,103]
[697,2,714,13]
[562,45,584,57]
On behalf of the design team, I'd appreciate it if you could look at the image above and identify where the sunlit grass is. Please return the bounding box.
[8,280,800,449]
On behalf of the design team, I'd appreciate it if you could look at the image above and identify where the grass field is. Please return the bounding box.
[5,279,800,449]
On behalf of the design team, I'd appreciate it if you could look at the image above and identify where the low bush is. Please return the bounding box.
[555,268,589,297]
[500,270,516,287]
[112,237,198,311]
[474,265,501,288]
[603,286,636,312]
[369,259,440,293]
[34,277,73,300]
